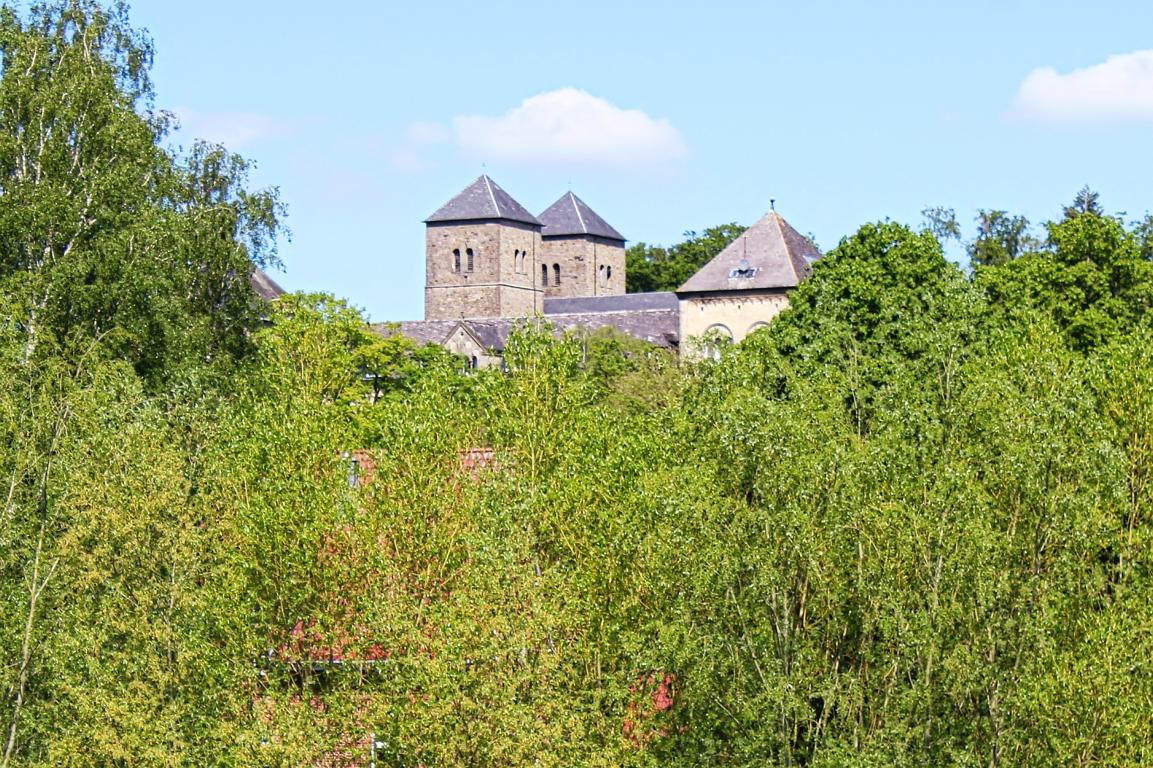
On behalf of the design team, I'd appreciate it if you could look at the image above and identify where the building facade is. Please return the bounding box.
[388,175,821,364]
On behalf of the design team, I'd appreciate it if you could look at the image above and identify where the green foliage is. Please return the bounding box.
[1,5,1151,759]
[0,0,285,388]
[626,223,746,292]
[979,196,1153,350]
[969,209,1038,267]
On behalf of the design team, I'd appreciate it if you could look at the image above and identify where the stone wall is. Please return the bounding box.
[539,236,626,299]
[425,220,543,320]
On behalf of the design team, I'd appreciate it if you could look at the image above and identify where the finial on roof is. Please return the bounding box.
[770,198,776,211]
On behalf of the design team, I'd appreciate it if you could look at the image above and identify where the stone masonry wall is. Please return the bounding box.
[539,237,626,299]
[425,221,542,320]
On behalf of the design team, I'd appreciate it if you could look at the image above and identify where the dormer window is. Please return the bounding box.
[729,258,756,279]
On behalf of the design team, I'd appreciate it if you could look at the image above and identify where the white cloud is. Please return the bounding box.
[452,88,686,167]
[1011,50,1153,122]
[173,108,287,149]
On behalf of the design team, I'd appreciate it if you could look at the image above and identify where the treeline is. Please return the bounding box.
[2,2,1153,766]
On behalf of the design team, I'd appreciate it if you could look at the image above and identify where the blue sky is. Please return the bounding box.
[128,1,1153,320]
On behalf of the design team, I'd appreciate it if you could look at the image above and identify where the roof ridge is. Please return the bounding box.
[569,192,588,234]
[483,175,500,218]
[769,213,799,282]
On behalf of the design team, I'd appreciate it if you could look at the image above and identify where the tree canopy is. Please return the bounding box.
[626,223,745,293]
[1,3,1153,765]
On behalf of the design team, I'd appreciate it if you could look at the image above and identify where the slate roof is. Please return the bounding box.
[250,267,286,301]
[425,175,541,226]
[381,306,679,352]
[383,319,516,351]
[538,191,625,242]
[547,309,678,348]
[544,291,678,315]
[677,211,821,294]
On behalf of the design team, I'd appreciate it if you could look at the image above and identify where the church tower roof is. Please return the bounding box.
[538,191,625,242]
[677,210,821,294]
[425,175,541,226]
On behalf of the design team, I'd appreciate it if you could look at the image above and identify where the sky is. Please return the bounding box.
[125,0,1153,321]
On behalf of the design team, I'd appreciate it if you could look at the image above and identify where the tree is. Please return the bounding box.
[626,223,746,293]
[980,191,1153,350]
[920,206,961,242]
[0,0,285,388]
[1063,185,1103,219]
[968,209,1037,267]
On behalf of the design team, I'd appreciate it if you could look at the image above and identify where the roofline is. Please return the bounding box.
[540,232,625,245]
[675,286,792,299]
[424,217,542,230]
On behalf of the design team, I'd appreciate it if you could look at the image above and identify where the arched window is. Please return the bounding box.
[703,324,734,361]
[606,266,613,285]
[515,250,524,273]
[453,248,461,273]
[705,323,734,340]
[541,264,548,286]
[466,248,475,272]
[747,321,770,336]
[553,264,561,286]
[471,355,478,369]
[598,264,606,287]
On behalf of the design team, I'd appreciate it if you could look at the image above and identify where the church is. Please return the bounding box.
[382,175,822,364]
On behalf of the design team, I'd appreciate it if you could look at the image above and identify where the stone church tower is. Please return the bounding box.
[424,175,544,320]
[538,192,626,299]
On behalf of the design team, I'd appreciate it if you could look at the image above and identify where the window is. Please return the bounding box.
[541,264,548,286]
[606,266,613,286]
[515,249,524,273]
[553,263,561,286]
[729,258,756,279]
[453,248,461,274]
[703,324,734,361]
[466,248,475,272]
[598,265,606,287]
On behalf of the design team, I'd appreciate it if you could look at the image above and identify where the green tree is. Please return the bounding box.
[626,223,746,293]
[979,192,1153,350]
[0,0,285,388]
[968,209,1037,267]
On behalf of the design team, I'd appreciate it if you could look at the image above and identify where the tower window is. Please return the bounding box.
[606,266,613,285]
[466,248,475,272]
[453,248,461,273]
[553,264,561,286]
[515,249,525,274]
[541,264,548,286]
[598,265,606,287]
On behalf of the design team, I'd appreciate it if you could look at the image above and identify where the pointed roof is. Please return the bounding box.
[538,191,625,242]
[677,211,821,293]
[249,266,286,301]
[425,175,541,226]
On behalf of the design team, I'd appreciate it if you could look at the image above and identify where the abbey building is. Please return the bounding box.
[385,175,821,364]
